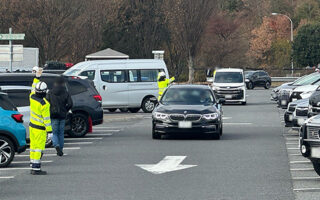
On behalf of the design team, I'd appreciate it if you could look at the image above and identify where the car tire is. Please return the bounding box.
[219,126,223,136]
[108,109,117,112]
[264,81,271,89]
[241,101,247,105]
[211,133,220,140]
[68,113,89,137]
[247,81,254,90]
[312,159,320,176]
[142,97,156,113]
[0,136,15,168]
[128,108,140,113]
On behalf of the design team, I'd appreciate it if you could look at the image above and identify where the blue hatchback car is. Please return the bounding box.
[0,92,27,167]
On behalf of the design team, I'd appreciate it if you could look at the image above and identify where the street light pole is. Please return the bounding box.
[272,13,294,76]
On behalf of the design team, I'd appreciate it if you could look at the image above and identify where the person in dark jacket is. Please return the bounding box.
[46,76,73,156]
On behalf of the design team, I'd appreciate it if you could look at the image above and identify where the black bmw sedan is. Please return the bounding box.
[152,85,224,140]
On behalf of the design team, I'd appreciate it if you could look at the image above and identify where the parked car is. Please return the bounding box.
[245,70,271,89]
[152,85,224,140]
[64,59,170,113]
[0,92,27,167]
[289,80,320,103]
[284,100,299,127]
[300,115,320,176]
[308,86,320,117]
[292,98,309,127]
[271,82,292,101]
[211,68,246,105]
[0,73,103,138]
[277,72,320,108]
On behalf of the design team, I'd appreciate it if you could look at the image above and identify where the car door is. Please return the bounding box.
[99,69,129,108]
[258,71,267,86]
[251,72,259,85]
[4,88,31,139]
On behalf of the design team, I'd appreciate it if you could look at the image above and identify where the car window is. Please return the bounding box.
[214,72,244,83]
[79,70,95,80]
[5,89,31,107]
[161,88,215,105]
[140,69,158,82]
[67,81,87,95]
[0,94,17,111]
[100,70,126,83]
[259,72,266,76]
[129,70,138,82]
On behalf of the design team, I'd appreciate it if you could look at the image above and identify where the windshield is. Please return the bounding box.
[293,73,320,86]
[161,88,215,105]
[214,72,244,83]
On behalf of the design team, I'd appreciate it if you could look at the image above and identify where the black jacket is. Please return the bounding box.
[46,85,73,119]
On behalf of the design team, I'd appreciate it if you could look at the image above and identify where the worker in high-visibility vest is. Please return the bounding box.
[29,68,52,175]
[157,72,175,101]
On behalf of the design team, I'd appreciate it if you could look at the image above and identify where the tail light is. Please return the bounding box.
[12,114,23,123]
[93,95,102,102]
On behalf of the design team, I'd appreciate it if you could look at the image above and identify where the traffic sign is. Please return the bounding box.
[0,33,25,40]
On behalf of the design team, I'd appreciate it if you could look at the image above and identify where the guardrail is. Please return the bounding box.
[271,77,299,82]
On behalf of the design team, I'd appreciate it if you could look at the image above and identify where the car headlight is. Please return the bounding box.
[203,113,219,120]
[153,112,169,121]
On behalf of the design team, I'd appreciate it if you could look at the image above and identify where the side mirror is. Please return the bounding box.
[218,98,225,104]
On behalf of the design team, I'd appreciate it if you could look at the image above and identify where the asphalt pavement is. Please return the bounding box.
[0,89,300,200]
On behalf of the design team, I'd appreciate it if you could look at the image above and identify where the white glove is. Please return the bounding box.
[36,68,43,78]
[47,133,53,140]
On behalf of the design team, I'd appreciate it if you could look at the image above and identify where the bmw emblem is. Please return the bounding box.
[184,111,187,114]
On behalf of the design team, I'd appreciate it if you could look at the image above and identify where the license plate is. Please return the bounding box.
[225,95,232,99]
[292,98,297,102]
[311,148,320,158]
[178,121,192,129]
[281,100,287,105]
[288,115,293,121]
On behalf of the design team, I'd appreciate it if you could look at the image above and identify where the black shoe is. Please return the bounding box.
[55,146,63,156]
[31,170,47,175]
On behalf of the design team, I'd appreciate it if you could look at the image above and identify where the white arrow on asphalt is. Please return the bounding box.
[136,156,197,174]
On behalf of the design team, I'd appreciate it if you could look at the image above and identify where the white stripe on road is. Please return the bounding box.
[64,137,102,140]
[64,142,93,145]
[223,123,252,125]
[92,129,120,132]
[222,117,232,120]
[290,161,311,164]
[292,177,320,180]
[286,138,299,141]
[87,133,113,136]
[0,167,31,171]
[0,176,14,179]
[12,160,53,164]
[294,188,320,192]
[289,154,301,156]
[16,154,68,157]
[290,168,314,171]
[286,143,299,145]
[283,134,299,137]
[287,148,300,150]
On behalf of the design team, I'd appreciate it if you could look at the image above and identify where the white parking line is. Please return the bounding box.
[283,134,299,137]
[64,137,103,141]
[287,148,300,150]
[223,123,252,125]
[0,176,14,179]
[92,126,120,129]
[286,143,299,145]
[290,161,311,164]
[290,168,314,171]
[292,177,320,180]
[92,129,120,132]
[0,167,31,171]
[222,117,232,120]
[16,154,68,157]
[64,142,93,145]
[286,138,299,141]
[294,188,320,192]
[88,133,113,136]
[12,160,53,164]
[289,154,301,156]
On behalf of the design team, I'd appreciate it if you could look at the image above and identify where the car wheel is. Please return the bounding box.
[241,101,247,105]
[312,159,320,176]
[128,108,140,113]
[211,133,220,140]
[0,136,15,168]
[264,81,271,89]
[68,113,89,137]
[108,109,117,112]
[119,108,128,113]
[142,97,156,113]
[219,126,223,136]
[247,81,254,90]
[152,124,161,139]
[45,137,52,148]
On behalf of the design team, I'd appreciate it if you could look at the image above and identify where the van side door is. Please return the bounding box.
[99,69,129,108]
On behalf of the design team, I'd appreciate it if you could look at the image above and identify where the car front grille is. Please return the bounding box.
[307,126,320,140]
[296,108,308,116]
[169,114,202,122]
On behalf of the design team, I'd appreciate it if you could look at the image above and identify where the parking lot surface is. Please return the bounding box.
[0,89,304,200]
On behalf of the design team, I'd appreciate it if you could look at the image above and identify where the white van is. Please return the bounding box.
[211,68,247,105]
[64,59,169,113]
